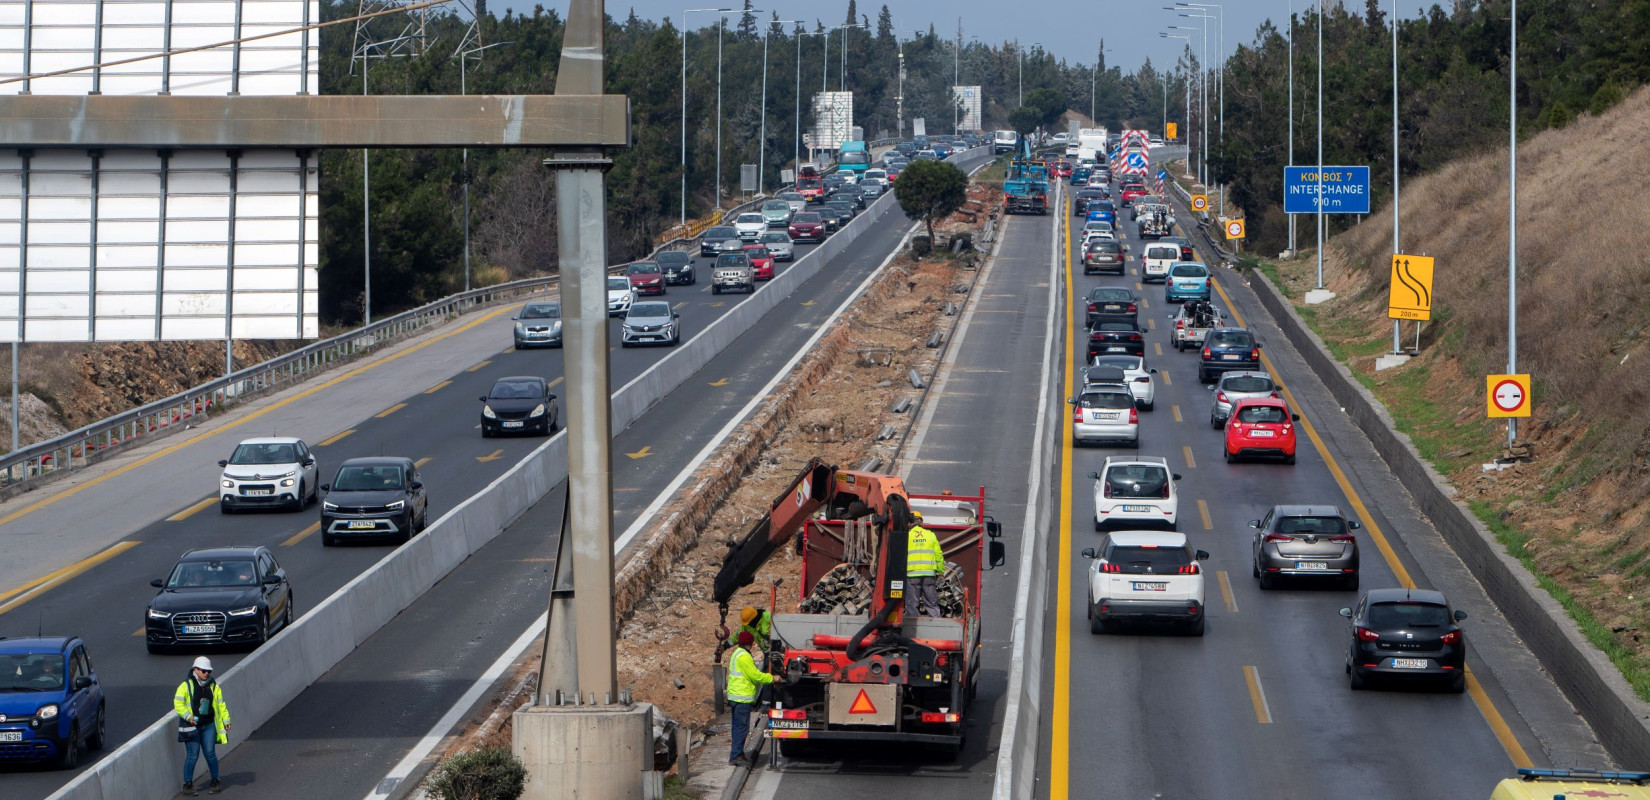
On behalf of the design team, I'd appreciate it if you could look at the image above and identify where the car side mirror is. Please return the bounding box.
[479,396,489,402]
[320,484,330,493]
[1291,414,1301,422]
[985,519,1003,539]
[1195,550,1209,560]
[151,578,165,588]
[217,459,228,467]
[987,540,1007,569]
[1066,397,1077,405]
[1338,607,1353,618]
[410,481,424,492]
[263,574,282,585]
[74,676,92,690]
[302,458,315,468]
[510,316,519,321]
[1349,521,1362,530]
[1454,610,1468,622]
[1087,471,1100,479]
[1149,368,1158,374]
[1080,548,1097,559]
[1247,520,1260,528]
[548,394,558,401]
[1173,474,1183,481]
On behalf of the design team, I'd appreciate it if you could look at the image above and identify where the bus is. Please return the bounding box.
[838,141,871,175]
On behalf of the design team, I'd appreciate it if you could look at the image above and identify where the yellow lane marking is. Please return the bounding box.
[1209,276,1533,767]
[319,429,356,447]
[1182,445,1196,469]
[0,302,518,533]
[1153,342,1162,356]
[281,522,321,548]
[1141,298,1150,309]
[376,403,408,418]
[500,346,516,355]
[625,445,654,460]
[800,300,816,306]
[424,380,452,394]
[467,360,492,372]
[1052,194,1076,800]
[1161,371,1171,386]
[0,541,143,615]
[1217,570,1238,613]
[415,457,433,468]
[1172,405,1182,423]
[168,496,217,522]
[673,301,689,310]
[1147,318,1156,331]
[1135,282,1144,291]
[1243,666,1274,724]
[709,378,729,387]
[476,449,506,463]
[132,626,146,637]
[547,376,565,389]
[1198,499,1213,530]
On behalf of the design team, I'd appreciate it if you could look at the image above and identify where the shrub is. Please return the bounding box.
[422,747,529,800]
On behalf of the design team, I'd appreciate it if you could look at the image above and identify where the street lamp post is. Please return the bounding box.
[681,7,726,226]
[1390,0,1402,354]
[1177,3,1223,143]
[1288,0,1295,255]
[1507,0,1519,447]
[1316,0,1324,289]
[1169,22,1205,186]
[1161,32,1191,172]
[799,30,824,168]
[353,33,417,325]
[458,40,514,294]
[1177,10,1215,206]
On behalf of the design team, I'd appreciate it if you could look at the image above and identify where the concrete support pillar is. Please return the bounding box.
[513,702,654,800]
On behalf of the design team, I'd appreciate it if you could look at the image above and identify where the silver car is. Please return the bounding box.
[779,192,807,214]
[759,232,795,261]
[1068,388,1138,447]
[760,201,793,227]
[1210,371,1281,428]
[620,301,680,347]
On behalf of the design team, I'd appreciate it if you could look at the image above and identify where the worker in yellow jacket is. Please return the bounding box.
[174,657,231,796]
[905,511,945,618]
[724,630,773,766]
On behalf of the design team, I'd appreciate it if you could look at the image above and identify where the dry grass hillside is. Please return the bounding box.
[1263,84,1650,696]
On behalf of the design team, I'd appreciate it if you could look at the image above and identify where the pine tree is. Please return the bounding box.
[737,0,757,39]
[844,0,857,28]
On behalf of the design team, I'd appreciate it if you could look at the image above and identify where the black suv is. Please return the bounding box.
[146,546,294,652]
[1198,327,1262,383]
[700,226,740,257]
[320,457,429,545]
[1340,588,1468,692]
[656,250,695,286]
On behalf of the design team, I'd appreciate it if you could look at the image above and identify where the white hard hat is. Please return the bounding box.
[192,657,214,672]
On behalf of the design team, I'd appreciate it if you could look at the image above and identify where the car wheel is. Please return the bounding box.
[1349,666,1369,691]
[1252,559,1261,578]
[58,725,80,769]
[1188,616,1206,636]
[620,341,631,348]
[1088,602,1105,634]
[1166,520,1178,532]
[292,482,306,511]
[255,617,269,645]
[87,704,106,750]
[1258,572,1275,590]
[1093,518,1103,532]
[1284,454,1296,465]
[482,427,493,438]
[285,593,295,629]
[1211,415,1222,430]
[1341,574,1360,592]
[1224,448,1234,463]
[322,531,337,547]
[220,502,233,515]
[548,416,560,434]
[1447,673,1466,694]
[1141,400,1154,412]
[712,286,721,295]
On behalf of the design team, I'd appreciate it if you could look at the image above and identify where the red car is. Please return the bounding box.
[625,261,666,295]
[885,166,901,182]
[742,244,775,280]
[1120,184,1149,206]
[1053,161,1074,177]
[787,212,827,243]
[1223,397,1299,464]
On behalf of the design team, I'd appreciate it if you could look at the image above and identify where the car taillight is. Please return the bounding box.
[1128,333,1142,341]
[1175,319,1185,330]
[1329,534,1357,543]
[1099,562,1121,573]
[1216,391,1227,403]
[1160,483,1171,498]
[1126,303,1137,312]
[1249,348,1260,360]
[1263,533,1294,543]
[769,708,808,720]
[1087,302,1099,313]
[1177,564,1200,574]
[1073,405,1083,424]
[1356,627,1381,642]
[921,712,963,723]
[1440,630,1462,645]
[1201,346,1212,359]
[1102,481,1112,497]
[1129,407,1138,424]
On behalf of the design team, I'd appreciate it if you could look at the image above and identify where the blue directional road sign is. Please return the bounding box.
[1283,166,1371,214]
[1156,169,1169,182]
[1125,152,1149,171]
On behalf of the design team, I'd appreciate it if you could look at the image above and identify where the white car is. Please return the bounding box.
[779,192,807,214]
[733,212,767,241]
[1082,230,1119,249]
[1065,144,1080,158]
[861,168,889,188]
[1141,242,1182,284]
[1088,355,1157,410]
[606,275,635,316]
[1082,530,1208,635]
[1088,456,1180,531]
[1083,219,1115,238]
[219,437,318,513]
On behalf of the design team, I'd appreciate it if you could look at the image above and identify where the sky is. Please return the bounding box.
[507,0,1358,74]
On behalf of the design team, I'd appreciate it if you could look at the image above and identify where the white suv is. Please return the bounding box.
[1082,530,1208,635]
[1087,456,1180,531]
[219,437,318,512]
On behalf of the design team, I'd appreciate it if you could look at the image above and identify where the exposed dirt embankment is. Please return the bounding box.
[1261,84,1650,695]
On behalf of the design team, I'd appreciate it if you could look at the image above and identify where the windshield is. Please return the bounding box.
[864,170,886,180]
[168,559,258,588]
[627,262,661,275]
[332,464,405,492]
[737,214,764,225]
[490,380,543,399]
[1276,516,1346,534]
[1078,392,1133,410]
[519,303,560,320]
[0,654,66,692]
[780,193,804,201]
[1368,602,1452,629]
[1085,222,1113,232]
[1105,465,1170,498]
[629,302,671,318]
[1090,288,1132,302]
[1092,356,1141,371]
[1235,404,1288,424]
[1170,265,1207,278]
[716,254,750,268]
[793,213,821,223]
[763,202,789,212]
[1088,241,1120,254]
[1105,544,1191,574]
[1095,323,1136,332]
[656,251,689,266]
[608,276,631,292]
[1222,375,1274,393]
[840,151,870,165]
[706,226,735,238]
[745,248,770,259]
[761,233,789,243]
[1208,331,1254,348]
[1146,246,1179,260]
[229,442,297,465]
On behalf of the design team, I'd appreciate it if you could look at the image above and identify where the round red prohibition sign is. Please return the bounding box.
[1491,379,1526,413]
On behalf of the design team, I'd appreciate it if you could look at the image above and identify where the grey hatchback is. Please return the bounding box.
[1209,371,1281,428]
[1250,505,1361,590]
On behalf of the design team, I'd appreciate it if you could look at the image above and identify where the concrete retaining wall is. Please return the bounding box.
[1247,274,1650,767]
[47,176,912,800]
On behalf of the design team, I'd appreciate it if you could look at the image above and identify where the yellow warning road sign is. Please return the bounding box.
[1224,219,1245,239]
[1486,374,1531,418]
[1190,195,1208,213]
[1388,254,1435,321]
[1166,122,1178,140]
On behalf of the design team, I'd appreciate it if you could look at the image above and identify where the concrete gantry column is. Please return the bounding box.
[513,703,655,800]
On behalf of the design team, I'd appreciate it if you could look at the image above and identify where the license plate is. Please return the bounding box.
[1295,561,1329,570]
[769,720,809,730]
[502,421,524,428]
[1249,429,1275,437]
[1107,346,1127,353]
[1131,582,1167,591]
[1222,354,1240,360]
[182,624,218,635]
[1104,305,1122,312]
[0,731,21,742]
[1092,413,1118,421]
[347,520,377,530]
[1389,658,1429,669]
[1123,505,1153,513]
[244,489,272,496]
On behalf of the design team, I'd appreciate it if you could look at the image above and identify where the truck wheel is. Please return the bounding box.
[713,286,721,295]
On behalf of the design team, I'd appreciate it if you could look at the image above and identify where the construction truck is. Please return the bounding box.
[1002,143,1050,216]
[712,459,1006,759]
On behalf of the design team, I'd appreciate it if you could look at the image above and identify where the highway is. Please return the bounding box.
[0,150,987,798]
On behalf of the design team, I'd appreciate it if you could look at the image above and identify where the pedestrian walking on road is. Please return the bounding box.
[175,656,231,796]
[905,511,945,618]
[724,630,773,766]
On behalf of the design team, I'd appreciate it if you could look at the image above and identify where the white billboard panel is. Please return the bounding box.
[953,86,982,132]
[0,0,319,342]
[811,91,854,151]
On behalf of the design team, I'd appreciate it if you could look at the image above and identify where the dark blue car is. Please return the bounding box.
[1198,327,1263,383]
[0,636,106,768]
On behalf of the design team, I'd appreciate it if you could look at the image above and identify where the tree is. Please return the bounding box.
[894,159,968,242]
[1008,105,1042,136]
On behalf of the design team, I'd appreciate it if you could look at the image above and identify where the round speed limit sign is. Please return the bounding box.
[1224,219,1245,239]
[1191,195,1208,212]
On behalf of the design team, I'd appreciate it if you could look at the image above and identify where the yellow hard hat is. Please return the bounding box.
[740,606,759,626]
[910,510,923,521]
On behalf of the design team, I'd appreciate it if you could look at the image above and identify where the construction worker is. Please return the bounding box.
[737,606,771,647]
[174,656,230,796]
[724,630,774,766]
[905,510,945,618]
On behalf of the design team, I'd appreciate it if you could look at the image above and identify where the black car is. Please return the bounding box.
[1086,287,1139,328]
[320,457,428,545]
[1159,235,1196,261]
[1339,588,1468,692]
[145,546,293,653]
[822,202,855,228]
[656,250,695,286]
[1074,189,1106,215]
[827,191,863,212]
[1087,321,1146,359]
[700,225,740,257]
[481,375,559,437]
[1250,505,1361,590]
[1198,327,1263,383]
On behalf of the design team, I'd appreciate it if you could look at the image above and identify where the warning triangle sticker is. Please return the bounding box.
[848,689,877,715]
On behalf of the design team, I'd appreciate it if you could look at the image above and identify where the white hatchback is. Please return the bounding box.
[1088,456,1180,531]
[219,437,318,512]
[1082,530,1208,635]
[734,213,767,241]
[1088,355,1157,410]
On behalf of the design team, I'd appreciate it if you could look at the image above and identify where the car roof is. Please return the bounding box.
[236,436,304,446]
[178,546,266,561]
[1364,587,1449,606]
[1103,455,1169,468]
[1269,504,1347,517]
[496,375,544,384]
[0,635,76,654]
[1105,530,1189,548]
[628,302,671,314]
[1231,396,1287,410]
[338,456,410,468]
[1218,371,1270,382]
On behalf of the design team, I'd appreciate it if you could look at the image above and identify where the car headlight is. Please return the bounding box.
[148,608,172,619]
[280,478,296,487]
[323,501,338,511]
[514,323,524,334]
[386,500,405,511]
[227,606,258,617]
[529,404,546,417]
[482,405,496,419]
[221,479,234,488]
[36,704,58,721]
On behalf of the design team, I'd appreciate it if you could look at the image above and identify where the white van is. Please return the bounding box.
[992,130,1021,154]
[1142,242,1182,283]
